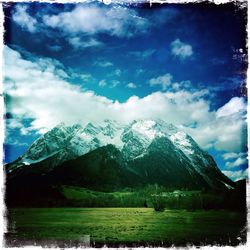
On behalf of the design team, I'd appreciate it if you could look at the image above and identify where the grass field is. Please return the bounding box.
[5,208,246,247]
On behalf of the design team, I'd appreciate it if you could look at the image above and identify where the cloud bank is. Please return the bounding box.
[3,46,247,157]
[12,3,149,50]
[222,169,248,182]
[42,5,148,37]
[13,5,38,33]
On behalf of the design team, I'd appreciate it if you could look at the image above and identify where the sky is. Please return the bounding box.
[2,0,248,181]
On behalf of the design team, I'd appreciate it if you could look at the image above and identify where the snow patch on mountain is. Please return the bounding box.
[131,120,164,140]
[170,131,194,155]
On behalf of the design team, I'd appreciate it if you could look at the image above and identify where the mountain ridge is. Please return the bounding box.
[6,119,235,191]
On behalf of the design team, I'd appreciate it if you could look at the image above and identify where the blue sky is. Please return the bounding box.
[3,1,248,181]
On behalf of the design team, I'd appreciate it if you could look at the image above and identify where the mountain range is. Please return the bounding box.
[6,119,234,193]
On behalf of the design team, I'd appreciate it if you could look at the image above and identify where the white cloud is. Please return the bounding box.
[4,136,28,147]
[185,113,247,153]
[5,118,34,142]
[149,73,173,91]
[70,72,92,82]
[6,118,23,130]
[130,49,155,59]
[99,80,107,87]
[170,39,193,59]
[94,60,113,68]
[68,37,103,49]
[223,152,246,160]
[99,79,119,88]
[172,80,193,91]
[13,5,38,33]
[222,169,248,181]
[12,4,149,49]
[3,46,247,158]
[136,69,144,75]
[42,5,149,38]
[216,97,246,118]
[47,44,63,52]
[225,157,247,168]
[79,74,92,81]
[126,82,137,89]
[108,69,122,77]
[115,69,122,76]
[110,80,120,88]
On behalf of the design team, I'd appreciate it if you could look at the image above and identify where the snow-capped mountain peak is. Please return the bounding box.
[130,120,163,140]
[7,119,234,189]
[15,119,200,164]
[9,120,217,172]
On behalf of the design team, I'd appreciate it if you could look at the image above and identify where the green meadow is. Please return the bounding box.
[6,208,246,247]
[5,185,246,247]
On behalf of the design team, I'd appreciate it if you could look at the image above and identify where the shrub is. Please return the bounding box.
[151,194,166,212]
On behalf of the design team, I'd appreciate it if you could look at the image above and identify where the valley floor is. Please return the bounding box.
[5,208,246,247]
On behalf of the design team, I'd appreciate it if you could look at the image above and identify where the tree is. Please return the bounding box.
[151,194,165,212]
